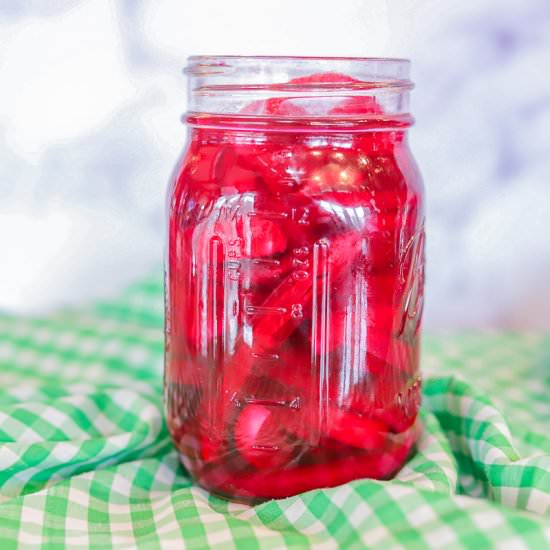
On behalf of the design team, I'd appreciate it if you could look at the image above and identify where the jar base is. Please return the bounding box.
[181,421,421,503]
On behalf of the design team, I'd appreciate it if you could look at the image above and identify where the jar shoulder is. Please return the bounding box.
[169,132,424,210]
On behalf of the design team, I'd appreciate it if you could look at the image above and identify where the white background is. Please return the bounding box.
[1,0,549,328]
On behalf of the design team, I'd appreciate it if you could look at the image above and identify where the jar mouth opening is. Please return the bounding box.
[185,55,413,122]
[186,55,410,75]
[185,56,411,87]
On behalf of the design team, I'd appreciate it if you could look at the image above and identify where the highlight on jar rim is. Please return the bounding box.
[165,55,425,502]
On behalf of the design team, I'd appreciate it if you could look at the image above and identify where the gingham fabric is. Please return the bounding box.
[1,276,550,549]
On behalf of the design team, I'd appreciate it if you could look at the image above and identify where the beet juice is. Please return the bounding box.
[165,56,425,502]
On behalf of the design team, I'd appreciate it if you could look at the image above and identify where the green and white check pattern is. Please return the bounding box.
[1,275,550,548]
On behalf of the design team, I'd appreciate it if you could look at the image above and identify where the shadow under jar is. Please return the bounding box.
[165,56,425,502]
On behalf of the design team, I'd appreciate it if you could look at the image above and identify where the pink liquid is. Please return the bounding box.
[165,74,425,501]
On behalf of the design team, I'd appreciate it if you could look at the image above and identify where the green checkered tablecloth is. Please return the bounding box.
[1,276,550,548]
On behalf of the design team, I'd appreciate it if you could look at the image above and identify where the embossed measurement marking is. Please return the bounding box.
[245,305,287,315]
[243,397,301,409]
[247,210,289,221]
[251,258,281,266]
[251,352,280,361]
[251,444,281,451]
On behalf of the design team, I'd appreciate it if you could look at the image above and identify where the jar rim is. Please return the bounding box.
[186,54,411,63]
[185,55,411,78]
[185,55,413,126]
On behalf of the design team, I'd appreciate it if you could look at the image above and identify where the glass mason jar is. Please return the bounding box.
[165,56,425,502]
